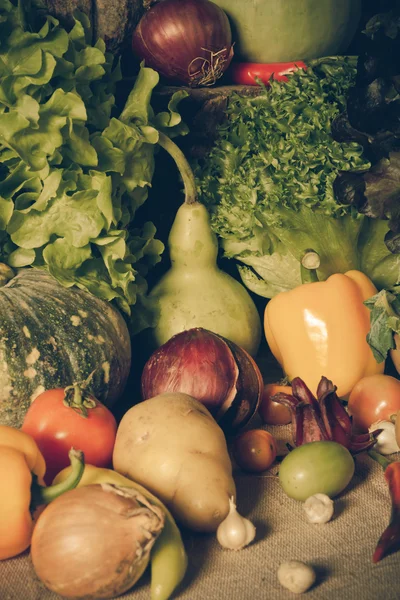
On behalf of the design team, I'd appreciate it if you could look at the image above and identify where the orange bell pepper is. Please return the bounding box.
[0,425,84,560]
[264,252,384,398]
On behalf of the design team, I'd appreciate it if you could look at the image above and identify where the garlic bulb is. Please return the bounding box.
[369,420,400,455]
[277,560,316,594]
[216,497,256,551]
[303,493,334,524]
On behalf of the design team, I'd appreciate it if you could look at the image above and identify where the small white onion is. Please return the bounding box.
[303,493,334,524]
[369,420,400,455]
[277,560,316,594]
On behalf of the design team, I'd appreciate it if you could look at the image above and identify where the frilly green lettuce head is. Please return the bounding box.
[195,57,400,296]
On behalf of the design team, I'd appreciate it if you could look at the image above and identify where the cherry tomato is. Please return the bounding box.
[347,374,400,433]
[233,429,277,473]
[21,386,117,484]
[279,441,355,502]
[228,61,306,86]
[259,383,292,425]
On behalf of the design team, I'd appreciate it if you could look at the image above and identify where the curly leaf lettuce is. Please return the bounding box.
[0,0,187,332]
[195,58,400,296]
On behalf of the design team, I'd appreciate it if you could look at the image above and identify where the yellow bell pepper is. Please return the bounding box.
[53,464,188,600]
[264,253,384,398]
[0,425,84,561]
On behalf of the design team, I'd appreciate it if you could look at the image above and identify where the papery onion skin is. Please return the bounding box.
[30,484,164,599]
[131,0,234,87]
[141,328,263,433]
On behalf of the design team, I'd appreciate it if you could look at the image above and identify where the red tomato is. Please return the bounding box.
[228,61,306,86]
[347,374,400,432]
[259,383,292,425]
[233,429,277,473]
[22,387,117,484]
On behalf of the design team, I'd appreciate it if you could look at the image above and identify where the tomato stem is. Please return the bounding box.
[63,383,97,418]
[30,448,84,511]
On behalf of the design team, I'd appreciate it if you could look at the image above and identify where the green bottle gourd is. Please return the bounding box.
[148,132,261,356]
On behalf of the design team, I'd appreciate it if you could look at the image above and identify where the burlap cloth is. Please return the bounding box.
[1,420,399,600]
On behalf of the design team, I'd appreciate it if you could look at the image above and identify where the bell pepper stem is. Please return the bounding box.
[300,250,320,284]
[30,448,84,511]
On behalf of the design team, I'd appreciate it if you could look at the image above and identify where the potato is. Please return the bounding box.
[113,392,236,532]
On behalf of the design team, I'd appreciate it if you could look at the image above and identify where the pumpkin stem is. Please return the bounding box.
[63,383,97,418]
[30,448,84,510]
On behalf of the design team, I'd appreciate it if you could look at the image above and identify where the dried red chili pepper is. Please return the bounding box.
[272,376,381,454]
[369,450,400,563]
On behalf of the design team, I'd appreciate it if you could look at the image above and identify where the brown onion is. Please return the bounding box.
[132,0,234,87]
[31,484,164,599]
[141,328,263,432]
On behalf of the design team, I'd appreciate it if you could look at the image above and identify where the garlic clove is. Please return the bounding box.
[369,420,400,455]
[216,497,256,551]
[277,560,316,594]
[303,493,334,524]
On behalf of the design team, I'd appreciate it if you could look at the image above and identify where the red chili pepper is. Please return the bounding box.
[369,450,400,563]
[228,61,307,86]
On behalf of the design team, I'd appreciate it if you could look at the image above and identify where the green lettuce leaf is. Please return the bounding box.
[0,0,187,333]
[365,288,400,363]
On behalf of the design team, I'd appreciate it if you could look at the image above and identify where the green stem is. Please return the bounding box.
[300,249,320,284]
[31,448,84,510]
[157,131,198,205]
[368,449,393,471]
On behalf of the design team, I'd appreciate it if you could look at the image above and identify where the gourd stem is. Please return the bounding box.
[300,249,320,284]
[31,449,84,509]
[157,131,198,205]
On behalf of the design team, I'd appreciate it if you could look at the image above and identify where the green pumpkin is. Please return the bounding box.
[0,267,131,428]
[213,0,362,63]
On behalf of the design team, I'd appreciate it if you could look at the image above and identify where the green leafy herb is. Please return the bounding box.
[195,57,400,297]
[365,287,400,363]
[0,0,188,332]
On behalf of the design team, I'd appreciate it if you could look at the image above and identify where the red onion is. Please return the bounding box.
[141,328,263,432]
[132,0,234,87]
